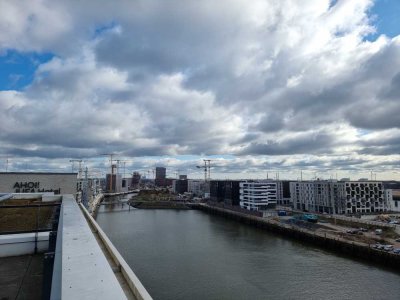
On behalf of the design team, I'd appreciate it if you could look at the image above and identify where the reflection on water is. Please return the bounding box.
[97,204,400,300]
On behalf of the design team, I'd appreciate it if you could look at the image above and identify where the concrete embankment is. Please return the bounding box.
[129,201,191,209]
[194,204,400,271]
[89,193,104,217]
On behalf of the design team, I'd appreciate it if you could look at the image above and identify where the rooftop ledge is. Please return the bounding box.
[51,195,152,300]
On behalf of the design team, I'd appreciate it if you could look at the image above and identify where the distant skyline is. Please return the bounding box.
[0,0,400,180]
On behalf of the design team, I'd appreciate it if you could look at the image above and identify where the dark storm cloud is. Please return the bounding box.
[239,132,334,155]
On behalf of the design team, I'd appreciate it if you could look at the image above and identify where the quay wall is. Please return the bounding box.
[194,204,400,271]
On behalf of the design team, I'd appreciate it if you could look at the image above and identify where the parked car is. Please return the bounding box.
[395,238,400,242]
[359,227,368,232]
[383,245,394,251]
[347,229,359,234]
[375,229,383,235]
[393,248,400,254]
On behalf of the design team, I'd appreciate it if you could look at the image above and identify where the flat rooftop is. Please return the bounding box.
[0,254,43,300]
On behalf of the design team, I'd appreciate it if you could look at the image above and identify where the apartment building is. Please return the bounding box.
[240,181,277,211]
[290,180,390,215]
[187,180,204,197]
[290,181,341,214]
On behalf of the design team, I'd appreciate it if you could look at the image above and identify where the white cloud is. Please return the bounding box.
[0,0,399,177]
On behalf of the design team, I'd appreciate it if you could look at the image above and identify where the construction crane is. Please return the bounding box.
[69,159,83,179]
[174,169,182,179]
[115,160,134,182]
[196,159,212,182]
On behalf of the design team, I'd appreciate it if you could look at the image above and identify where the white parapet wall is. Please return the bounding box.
[0,232,49,257]
[51,195,133,300]
[80,203,153,300]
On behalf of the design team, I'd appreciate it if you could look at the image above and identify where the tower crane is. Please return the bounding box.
[196,159,212,182]
[115,160,134,179]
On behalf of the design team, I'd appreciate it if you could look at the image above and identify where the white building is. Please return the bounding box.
[240,181,277,211]
[290,180,390,215]
[389,190,400,212]
[188,180,205,197]
[343,181,387,214]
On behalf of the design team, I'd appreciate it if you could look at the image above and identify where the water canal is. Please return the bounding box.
[96,197,400,300]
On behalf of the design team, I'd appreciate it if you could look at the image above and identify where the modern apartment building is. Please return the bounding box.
[276,180,292,206]
[290,181,340,214]
[290,180,390,215]
[239,181,277,211]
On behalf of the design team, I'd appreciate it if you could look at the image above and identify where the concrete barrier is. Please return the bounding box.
[0,232,49,257]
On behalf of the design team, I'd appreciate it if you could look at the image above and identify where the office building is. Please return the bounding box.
[210,180,241,206]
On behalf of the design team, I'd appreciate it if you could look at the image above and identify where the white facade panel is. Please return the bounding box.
[0,172,77,195]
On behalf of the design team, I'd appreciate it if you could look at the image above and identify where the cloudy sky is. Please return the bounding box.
[1,0,400,180]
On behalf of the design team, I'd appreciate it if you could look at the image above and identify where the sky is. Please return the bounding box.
[0,0,400,180]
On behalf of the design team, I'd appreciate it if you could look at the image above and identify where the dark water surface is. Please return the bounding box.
[96,203,400,300]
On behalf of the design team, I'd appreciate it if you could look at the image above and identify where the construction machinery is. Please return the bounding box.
[196,159,212,182]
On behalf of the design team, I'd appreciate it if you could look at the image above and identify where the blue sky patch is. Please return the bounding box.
[370,0,400,38]
[0,50,54,91]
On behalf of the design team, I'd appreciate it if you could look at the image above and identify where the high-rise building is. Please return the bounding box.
[155,167,166,187]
